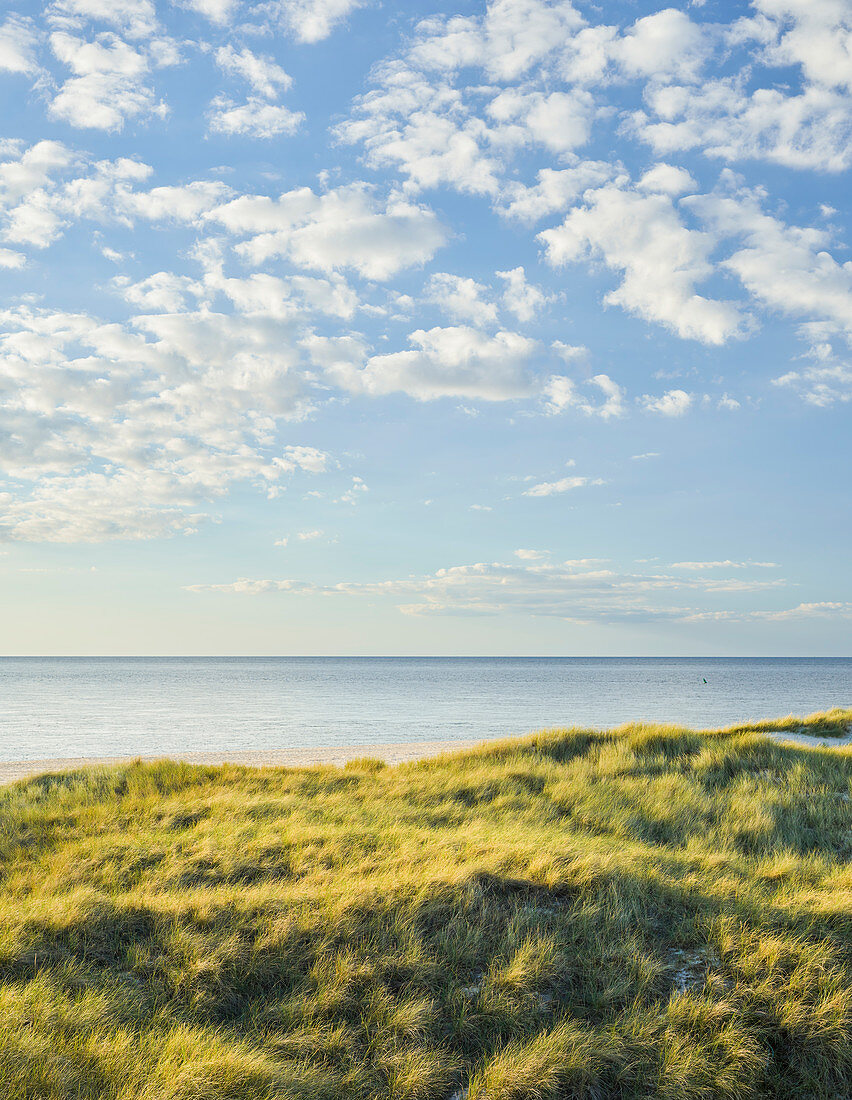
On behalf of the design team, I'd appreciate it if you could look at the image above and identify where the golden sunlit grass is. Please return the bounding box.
[1,708,851,1099]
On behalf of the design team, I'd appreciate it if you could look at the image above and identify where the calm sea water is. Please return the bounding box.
[0,657,849,762]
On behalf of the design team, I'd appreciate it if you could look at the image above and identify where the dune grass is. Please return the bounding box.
[1,708,851,1099]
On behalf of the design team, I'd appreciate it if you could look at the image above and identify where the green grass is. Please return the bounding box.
[1,707,851,1099]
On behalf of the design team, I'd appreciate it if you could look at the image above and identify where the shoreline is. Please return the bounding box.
[2,727,850,787]
[0,739,487,786]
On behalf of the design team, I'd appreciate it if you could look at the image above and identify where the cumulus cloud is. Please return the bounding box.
[48,0,160,39]
[324,325,539,401]
[637,163,697,196]
[688,185,852,335]
[0,15,39,75]
[495,266,552,322]
[48,31,169,131]
[426,272,497,325]
[639,389,692,415]
[181,0,238,25]
[114,271,204,312]
[539,181,745,345]
[211,183,447,280]
[267,0,368,43]
[208,96,304,139]
[543,373,625,419]
[633,79,852,173]
[561,8,714,87]
[214,46,292,98]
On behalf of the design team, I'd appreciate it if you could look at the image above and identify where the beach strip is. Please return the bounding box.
[0,740,487,786]
[3,728,850,787]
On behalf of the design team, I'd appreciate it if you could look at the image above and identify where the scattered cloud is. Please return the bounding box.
[639,389,693,416]
[539,181,744,345]
[523,475,606,497]
[214,45,292,98]
[208,96,305,139]
[426,272,497,326]
[183,555,791,625]
[267,0,368,43]
[324,326,539,402]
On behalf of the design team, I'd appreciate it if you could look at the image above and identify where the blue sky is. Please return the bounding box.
[0,0,850,655]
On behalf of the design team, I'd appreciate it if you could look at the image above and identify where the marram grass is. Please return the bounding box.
[1,708,851,1099]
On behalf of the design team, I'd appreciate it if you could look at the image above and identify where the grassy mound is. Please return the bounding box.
[1,708,851,1099]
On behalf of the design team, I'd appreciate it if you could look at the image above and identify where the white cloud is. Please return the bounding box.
[409,0,584,82]
[48,0,160,39]
[214,45,292,98]
[637,163,697,196]
[499,162,616,223]
[296,528,324,540]
[208,96,304,139]
[633,80,852,173]
[337,2,589,199]
[325,325,539,401]
[686,602,852,623]
[268,0,367,43]
[671,560,780,570]
[0,15,39,74]
[561,8,714,87]
[640,389,693,415]
[335,476,368,504]
[0,141,75,206]
[182,0,238,25]
[613,8,712,84]
[543,373,625,419]
[0,305,331,541]
[426,272,497,325]
[486,88,596,154]
[212,183,448,280]
[495,266,551,322]
[127,179,232,221]
[185,555,788,624]
[48,32,167,132]
[114,271,204,312]
[688,185,852,335]
[523,475,605,497]
[539,180,745,345]
[751,0,852,94]
[0,247,25,268]
[774,356,852,407]
[205,269,359,320]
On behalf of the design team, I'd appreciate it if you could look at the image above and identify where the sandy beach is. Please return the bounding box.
[0,739,488,786]
[2,728,850,787]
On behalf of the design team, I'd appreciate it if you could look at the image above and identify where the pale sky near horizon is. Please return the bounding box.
[0,0,850,655]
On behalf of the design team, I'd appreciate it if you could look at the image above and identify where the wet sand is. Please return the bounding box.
[0,740,486,786]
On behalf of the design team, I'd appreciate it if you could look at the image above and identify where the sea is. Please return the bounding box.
[0,657,849,762]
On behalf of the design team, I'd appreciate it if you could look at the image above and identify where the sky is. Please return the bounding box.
[0,0,850,656]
